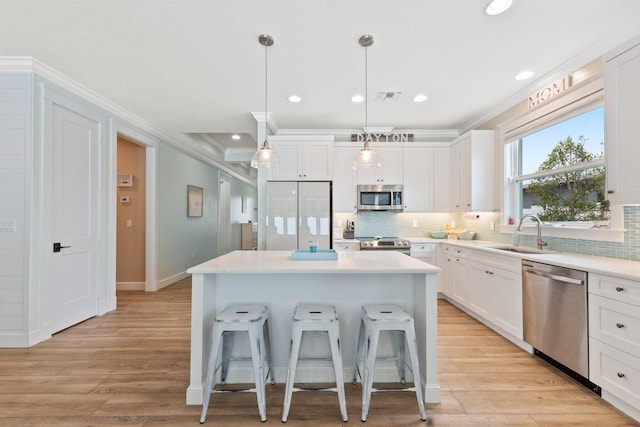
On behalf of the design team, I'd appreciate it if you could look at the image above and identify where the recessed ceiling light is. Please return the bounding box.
[351,94,364,103]
[231,134,241,140]
[288,94,302,103]
[515,70,534,80]
[484,0,512,16]
[413,94,428,103]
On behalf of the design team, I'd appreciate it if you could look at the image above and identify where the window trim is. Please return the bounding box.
[498,73,625,243]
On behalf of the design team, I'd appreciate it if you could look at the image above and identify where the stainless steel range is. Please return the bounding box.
[358,237,411,254]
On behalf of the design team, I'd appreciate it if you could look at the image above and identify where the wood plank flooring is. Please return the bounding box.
[0,277,637,426]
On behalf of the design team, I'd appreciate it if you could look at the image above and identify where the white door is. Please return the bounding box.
[50,104,100,333]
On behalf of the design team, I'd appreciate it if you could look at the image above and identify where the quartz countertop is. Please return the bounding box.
[188,249,441,275]
[398,236,640,282]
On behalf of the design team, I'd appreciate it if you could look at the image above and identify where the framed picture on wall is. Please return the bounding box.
[187,185,203,217]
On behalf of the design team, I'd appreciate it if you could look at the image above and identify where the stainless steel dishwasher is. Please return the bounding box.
[522,260,598,392]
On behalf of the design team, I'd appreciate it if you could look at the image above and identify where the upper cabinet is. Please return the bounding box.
[269,137,333,181]
[403,146,434,212]
[605,40,640,205]
[433,147,451,212]
[332,146,358,212]
[357,146,403,185]
[450,130,494,212]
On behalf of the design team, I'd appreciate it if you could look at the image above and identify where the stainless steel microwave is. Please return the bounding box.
[357,185,403,212]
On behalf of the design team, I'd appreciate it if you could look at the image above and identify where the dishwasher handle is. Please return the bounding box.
[524,267,584,285]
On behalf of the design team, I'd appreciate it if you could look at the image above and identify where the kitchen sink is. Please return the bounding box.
[489,246,552,255]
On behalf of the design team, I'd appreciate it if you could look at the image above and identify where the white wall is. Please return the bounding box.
[0,74,30,343]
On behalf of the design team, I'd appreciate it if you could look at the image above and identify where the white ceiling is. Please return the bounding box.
[2,0,640,166]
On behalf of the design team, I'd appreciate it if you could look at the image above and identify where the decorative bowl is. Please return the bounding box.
[458,230,476,240]
[429,231,448,239]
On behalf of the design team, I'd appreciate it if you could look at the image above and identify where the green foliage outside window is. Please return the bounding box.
[526,135,607,222]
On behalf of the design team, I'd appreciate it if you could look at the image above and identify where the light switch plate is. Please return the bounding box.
[0,220,16,233]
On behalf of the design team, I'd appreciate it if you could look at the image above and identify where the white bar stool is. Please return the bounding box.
[352,304,426,422]
[282,304,348,423]
[200,304,274,424]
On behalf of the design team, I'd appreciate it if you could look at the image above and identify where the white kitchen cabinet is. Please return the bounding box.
[410,242,437,265]
[440,246,523,340]
[433,147,451,212]
[465,252,522,339]
[332,146,359,212]
[484,259,523,339]
[449,130,494,212]
[436,244,452,295]
[403,147,434,212]
[605,40,640,205]
[333,240,360,251]
[270,138,333,181]
[589,273,640,411]
[445,245,470,306]
[357,146,403,185]
[468,259,493,318]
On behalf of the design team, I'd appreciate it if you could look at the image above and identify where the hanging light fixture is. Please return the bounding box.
[251,34,280,169]
[353,34,381,170]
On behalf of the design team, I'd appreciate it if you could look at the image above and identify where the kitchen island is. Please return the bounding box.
[185,250,441,405]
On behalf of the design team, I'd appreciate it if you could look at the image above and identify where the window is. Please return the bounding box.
[501,76,622,242]
[506,106,606,225]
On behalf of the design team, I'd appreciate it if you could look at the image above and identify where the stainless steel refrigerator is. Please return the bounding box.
[265,181,332,250]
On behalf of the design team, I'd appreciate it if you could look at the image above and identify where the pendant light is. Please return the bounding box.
[251,34,280,169]
[353,34,381,170]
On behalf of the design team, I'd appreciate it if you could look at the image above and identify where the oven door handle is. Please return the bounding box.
[525,268,584,285]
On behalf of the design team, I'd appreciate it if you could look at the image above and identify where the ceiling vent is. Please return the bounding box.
[375,91,402,103]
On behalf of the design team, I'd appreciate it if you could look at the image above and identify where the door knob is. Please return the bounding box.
[53,242,71,253]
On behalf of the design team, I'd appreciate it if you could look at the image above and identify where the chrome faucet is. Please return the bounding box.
[516,214,548,250]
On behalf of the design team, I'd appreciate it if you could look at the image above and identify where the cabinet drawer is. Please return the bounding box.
[334,243,359,252]
[411,243,437,257]
[443,245,466,259]
[589,294,640,355]
[590,338,640,409]
[590,273,640,306]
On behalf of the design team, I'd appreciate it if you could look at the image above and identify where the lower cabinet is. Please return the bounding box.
[448,247,470,306]
[439,246,523,340]
[589,273,640,412]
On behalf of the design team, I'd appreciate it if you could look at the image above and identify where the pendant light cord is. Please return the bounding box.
[364,42,368,143]
[264,41,268,148]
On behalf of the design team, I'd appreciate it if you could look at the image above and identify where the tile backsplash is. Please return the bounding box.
[335,205,640,261]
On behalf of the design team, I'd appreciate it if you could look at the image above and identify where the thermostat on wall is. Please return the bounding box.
[117,174,133,187]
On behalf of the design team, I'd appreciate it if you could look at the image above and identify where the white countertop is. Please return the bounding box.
[187,250,441,275]
[401,237,640,282]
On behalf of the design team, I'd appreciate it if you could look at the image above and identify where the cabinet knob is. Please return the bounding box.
[617,372,626,378]
[616,323,625,329]
[607,190,615,194]
[616,287,625,292]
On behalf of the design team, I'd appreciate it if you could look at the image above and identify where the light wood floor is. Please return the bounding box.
[0,278,637,426]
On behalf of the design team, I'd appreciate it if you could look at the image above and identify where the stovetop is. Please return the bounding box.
[358,236,411,249]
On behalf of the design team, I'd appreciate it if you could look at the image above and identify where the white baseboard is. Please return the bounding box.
[156,271,189,291]
[116,281,145,291]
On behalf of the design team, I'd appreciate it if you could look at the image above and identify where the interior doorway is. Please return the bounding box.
[116,135,147,290]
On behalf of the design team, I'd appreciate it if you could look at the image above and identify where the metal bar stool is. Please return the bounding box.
[282,304,348,423]
[352,304,426,422]
[200,304,274,423]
